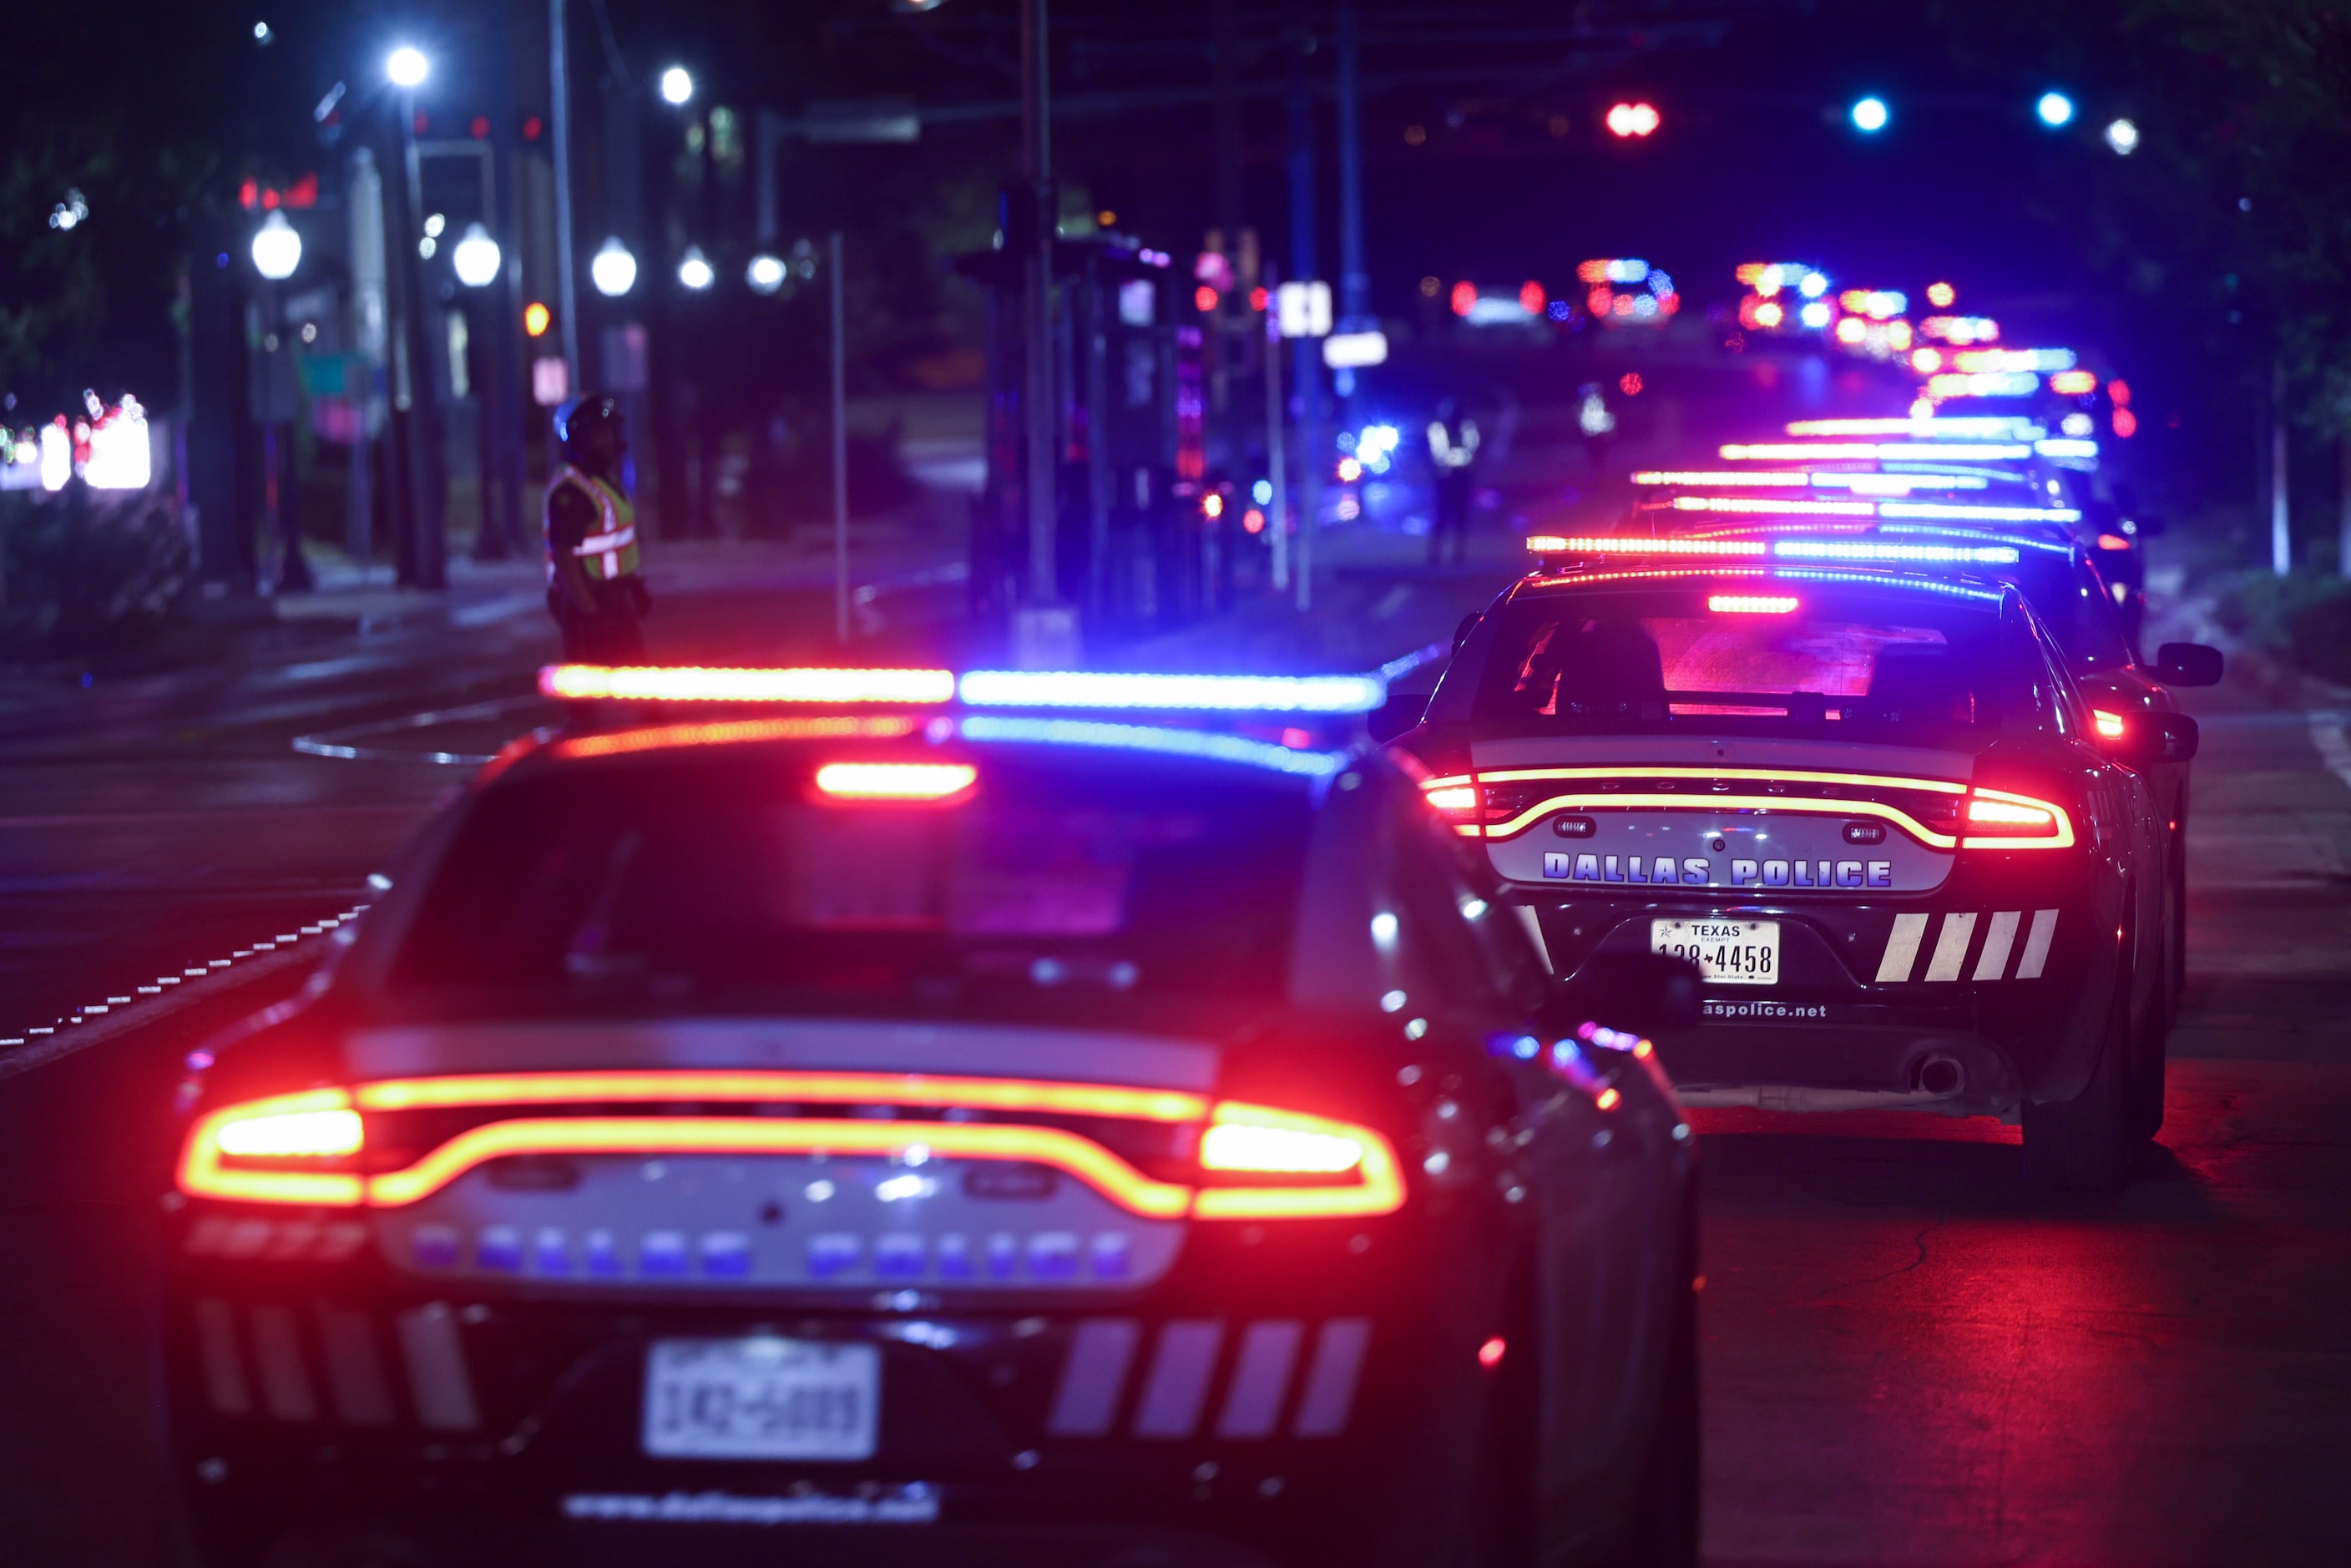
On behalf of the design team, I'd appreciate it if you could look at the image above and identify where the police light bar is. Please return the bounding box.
[1659,495,2081,525]
[1528,534,2020,565]
[1783,417,2043,438]
[540,665,1388,715]
[956,670,1384,713]
[1720,442,2035,462]
[541,665,958,704]
[1634,469,1990,494]
[1707,594,1799,615]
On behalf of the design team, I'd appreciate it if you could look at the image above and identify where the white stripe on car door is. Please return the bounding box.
[1875,913,1930,982]
[1923,912,1979,981]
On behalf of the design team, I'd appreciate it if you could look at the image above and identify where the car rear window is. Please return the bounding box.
[387,746,1312,1026]
[1473,579,2058,744]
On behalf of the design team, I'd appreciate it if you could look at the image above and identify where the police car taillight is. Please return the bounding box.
[179,1089,367,1206]
[1960,787,2073,845]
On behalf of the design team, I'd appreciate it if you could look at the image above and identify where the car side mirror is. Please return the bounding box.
[1367,690,1428,745]
[2154,641,2223,687]
[2098,709,2199,766]
[1540,949,1704,1039]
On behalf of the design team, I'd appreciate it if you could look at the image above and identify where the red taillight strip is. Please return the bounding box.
[179,1074,1407,1221]
[1961,787,2075,849]
[352,1070,1209,1124]
[363,1117,1196,1215]
[1468,792,1959,847]
[1439,766,1966,795]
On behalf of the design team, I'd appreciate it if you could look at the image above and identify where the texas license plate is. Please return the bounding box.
[642,1338,879,1461]
[1651,918,1780,985]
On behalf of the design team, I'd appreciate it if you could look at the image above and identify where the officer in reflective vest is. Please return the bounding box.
[544,393,650,662]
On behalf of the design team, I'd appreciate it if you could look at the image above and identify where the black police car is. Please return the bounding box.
[1396,562,2195,1191]
[164,667,1700,1567]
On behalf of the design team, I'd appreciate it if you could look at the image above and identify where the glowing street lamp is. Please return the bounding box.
[250,210,302,281]
[678,245,715,291]
[2035,90,2075,128]
[590,236,638,298]
[2103,118,2140,155]
[386,46,429,89]
[660,66,694,106]
[746,253,787,295]
[1850,96,1889,134]
[451,222,502,288]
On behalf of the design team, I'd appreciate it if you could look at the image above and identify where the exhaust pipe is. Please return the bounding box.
[1916,1054,1965,1098]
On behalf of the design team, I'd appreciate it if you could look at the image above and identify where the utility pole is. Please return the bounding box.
[2272,360,2291,577]
[550,0,582,392]
[832,232,850,643]
[1334,1,1369,335]
[1019,0,1059,609]
[1287,32,1322,613]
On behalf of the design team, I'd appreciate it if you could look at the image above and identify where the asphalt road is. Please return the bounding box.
[0,552,2344,1564]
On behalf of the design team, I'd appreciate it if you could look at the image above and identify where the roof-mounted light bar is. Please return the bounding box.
[539,666,1389,716]
[957,670,1383,713]
[1633,469,1990,493]
[1529,534,2020,565]
[542,665,957,705]
[1721,442,2037,462]
[1784,416,2043,438]
[1670,496,1877,517]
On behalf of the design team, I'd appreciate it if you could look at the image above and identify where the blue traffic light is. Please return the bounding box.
[2036,91,2075,127]
[1850,97,1890,134]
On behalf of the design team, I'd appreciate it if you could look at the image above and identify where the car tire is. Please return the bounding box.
[2022,958,2134,1193]
[1608,1211,1699,1568]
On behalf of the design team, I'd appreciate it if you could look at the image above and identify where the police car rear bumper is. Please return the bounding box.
[164,1216,1504,1568]
[1525,879,2116,1108]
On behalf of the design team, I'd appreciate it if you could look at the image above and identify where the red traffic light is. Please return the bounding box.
[1605,102,1661,138]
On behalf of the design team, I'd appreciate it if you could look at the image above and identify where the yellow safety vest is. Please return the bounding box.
[544,467,641,584]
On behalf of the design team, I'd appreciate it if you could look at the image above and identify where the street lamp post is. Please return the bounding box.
[250,210,314,591]
[453,222,503,564]
[386,45,447,589]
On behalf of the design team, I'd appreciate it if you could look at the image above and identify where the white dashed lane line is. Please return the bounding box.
[0,903,372,1080]
[2308,711,2351,795]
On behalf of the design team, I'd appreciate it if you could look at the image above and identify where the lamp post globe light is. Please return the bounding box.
[660,66,694,106]
[747,253,786,295]
[250,210,301,281]
[2036,90,2075,127]
[678,245,715,291]
[1850,96,1889,134]
[387,45,428,89]
[2104,117,2140,154]
[451,222,502,288]
[590,236,638,298]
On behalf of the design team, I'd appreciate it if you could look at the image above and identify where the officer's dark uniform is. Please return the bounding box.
[544,395,650,663]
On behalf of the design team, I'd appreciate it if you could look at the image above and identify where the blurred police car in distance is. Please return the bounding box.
[1394,556,2196,1192]
[165,664,1701,1568]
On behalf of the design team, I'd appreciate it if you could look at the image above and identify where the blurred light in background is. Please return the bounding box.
[660,67,695,106]
[2036,91,2075,127]
[677,246,715,291]
[2103,118,2139,154]
[1605,102,1661,138]
[451,222,501,288]
[747,253,786,294]
[523,301,552,336]
[387,47,428,89]
[1850,97,1889,134]
[1925,281,1956,308]
[591,238,638,297]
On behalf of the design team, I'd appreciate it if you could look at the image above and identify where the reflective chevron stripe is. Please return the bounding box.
[1875,909,2058,983]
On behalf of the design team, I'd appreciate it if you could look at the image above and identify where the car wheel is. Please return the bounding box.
[2022,958,2134,1193]
[1609,1212,1699,1568]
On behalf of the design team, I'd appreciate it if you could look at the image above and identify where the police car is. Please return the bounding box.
[1394,555,2197,1191]
[1581,508,2225,1043]
[164,665,1701,1568]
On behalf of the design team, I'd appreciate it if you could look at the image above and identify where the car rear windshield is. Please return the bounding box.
[385,746,1312,1027]
[1473,579,2058,744]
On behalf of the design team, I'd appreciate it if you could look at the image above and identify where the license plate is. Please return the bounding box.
[642,1338,879,1462]
[1651,918,1780,986]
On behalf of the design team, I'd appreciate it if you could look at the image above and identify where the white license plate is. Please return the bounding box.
[1651,918,1780,986]
[643,1338,879,1462]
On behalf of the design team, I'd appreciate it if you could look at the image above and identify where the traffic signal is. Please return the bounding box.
[523,301,551,337]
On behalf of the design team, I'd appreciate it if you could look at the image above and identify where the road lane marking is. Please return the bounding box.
[2308,711,2351,794]
[0,903,371,1078]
